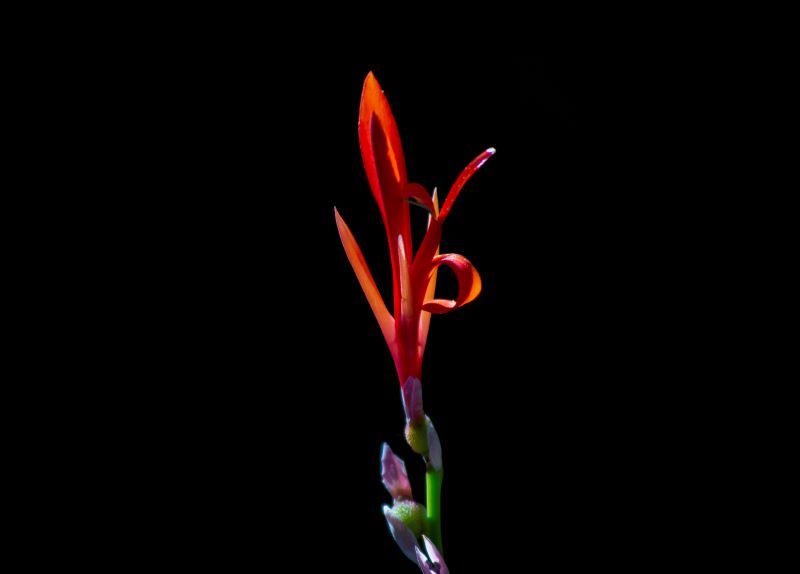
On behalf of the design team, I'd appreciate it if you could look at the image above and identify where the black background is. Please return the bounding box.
[88,37,724,571]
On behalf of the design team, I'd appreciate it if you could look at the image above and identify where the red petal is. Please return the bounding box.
[335,208,395,344]
[439,148,496,223]
[404,182,435,214]
[411,217,442,291]
[397,234,413,325]
[418,190,440,354]
[359,73,409,223]
[359,74,415,320]
[396,234,420,382]
[372,117,413,255]
[421,253,482,315]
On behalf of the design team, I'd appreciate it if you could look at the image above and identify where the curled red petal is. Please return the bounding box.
[421,253,482,315]
[439,148,496,223]
[404,182,435,214]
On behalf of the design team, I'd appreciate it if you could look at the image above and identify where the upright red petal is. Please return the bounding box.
[359,73,413,319]
[359,72,409,226]
[396,234,421,382]
[418,189,440,357]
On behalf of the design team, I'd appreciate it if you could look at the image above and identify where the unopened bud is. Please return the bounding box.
[383,503,423,563]
[405,417,430,455]
[381,443,412,501]
[402,376,424,424]
[390,500,427,537]
[415,535,449,574]
[426,419,442,472]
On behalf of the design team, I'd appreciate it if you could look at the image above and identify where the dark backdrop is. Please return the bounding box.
[111,41,711,571]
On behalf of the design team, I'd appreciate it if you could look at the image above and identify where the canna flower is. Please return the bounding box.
[335,72,494,389]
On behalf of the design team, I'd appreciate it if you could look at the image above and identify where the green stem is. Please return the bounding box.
[426,468,444,553]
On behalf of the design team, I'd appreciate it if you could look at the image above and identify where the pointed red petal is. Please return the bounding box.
[334,208,395,344]
[418,189,439,355]
[396,233,420,382]
[372,116,413,256]
[421,253,482,315]
[359,73,413,318]
[411,216,442,289]
[359,73,409,221]
[439,148,496,223]
[397,234,414,325]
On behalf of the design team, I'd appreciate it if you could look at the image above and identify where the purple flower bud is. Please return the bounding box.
[381,443,412,501]
[415,535,449,574]
[426,418,442,471]
[402,376,424,424]
[415,547,435,574]
[383,505,420,563]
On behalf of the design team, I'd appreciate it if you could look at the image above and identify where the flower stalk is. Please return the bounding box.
[426,467,444,552]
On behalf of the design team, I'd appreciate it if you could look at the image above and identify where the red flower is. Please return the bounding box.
[335,72,494,387]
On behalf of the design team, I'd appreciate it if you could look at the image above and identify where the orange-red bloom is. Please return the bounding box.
[336,72,494,388]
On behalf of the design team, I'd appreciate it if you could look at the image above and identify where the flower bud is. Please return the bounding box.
[405,417,430,455]
[383,503,425,563]
[426,419,442,472]
[390,500,427,537]
[402,376,425,424]
[381,443,412,501]
[415,535,449,574]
